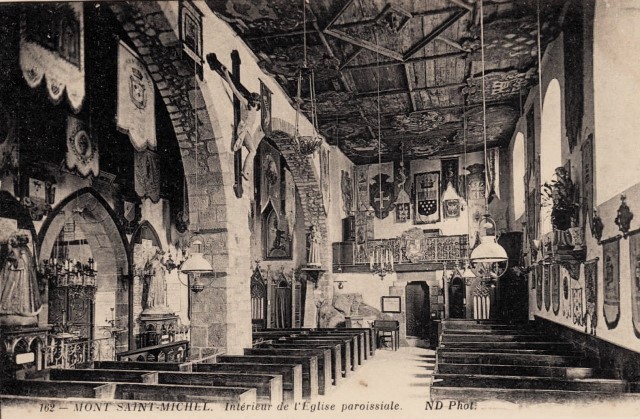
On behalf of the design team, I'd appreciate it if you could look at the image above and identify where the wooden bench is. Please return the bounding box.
[244,348,332,395]
[265,327,376,357]
[92,361,191,371]
[4,380,115,399]
[217,355,318,399]
[113,383,256,403]
[257,341,342,385]
[288,336,356,374]
[47,369,157,384]
[306,332,362,367]
[194,362,302,402]
[157,372,282,405]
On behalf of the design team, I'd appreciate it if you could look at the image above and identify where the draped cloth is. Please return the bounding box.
[117,41,156,151]
[66,115,99,177]
[0,237,42,318]
[19,3,85,112]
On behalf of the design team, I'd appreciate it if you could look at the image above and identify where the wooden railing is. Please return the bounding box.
[116,340,190,363]
[44,336,115,369]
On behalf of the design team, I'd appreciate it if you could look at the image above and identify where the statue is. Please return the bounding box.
[143,249,170,314]
[307,225,322,267]
[0,234,42,323]
[221,67,263,181]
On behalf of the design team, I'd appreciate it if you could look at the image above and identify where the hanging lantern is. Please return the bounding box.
[469,214,508,279]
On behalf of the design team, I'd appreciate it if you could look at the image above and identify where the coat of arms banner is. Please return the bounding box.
[117,41,156,151]
[603,238,621,329]
[66,115,98,178]
[414,172,440,224]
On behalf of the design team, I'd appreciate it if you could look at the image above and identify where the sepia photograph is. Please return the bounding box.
[0,0,639,418]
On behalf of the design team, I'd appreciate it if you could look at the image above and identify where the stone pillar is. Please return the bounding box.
[389,283,407,346]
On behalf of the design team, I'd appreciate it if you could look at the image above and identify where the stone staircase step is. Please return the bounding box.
[431,373,628,393]
[437,350,592,367]
[435,363,596,378]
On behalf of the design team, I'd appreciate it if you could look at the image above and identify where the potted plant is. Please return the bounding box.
[541,167,579,232]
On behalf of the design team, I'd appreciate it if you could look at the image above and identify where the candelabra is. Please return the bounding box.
[41,257,97,287]
[369,245,394,279]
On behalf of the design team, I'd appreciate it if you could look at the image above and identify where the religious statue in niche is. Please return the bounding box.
[220,66,264,181]
[0,234,42,323]
[142,249,171,314]
[307,225,322,267]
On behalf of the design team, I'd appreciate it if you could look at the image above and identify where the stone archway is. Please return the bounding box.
[107,2,246,354]
[39,189,130,348]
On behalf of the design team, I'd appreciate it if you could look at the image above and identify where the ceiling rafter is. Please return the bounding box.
[404,64,417,112]
[355,82,466,99]
[344,50,466,70]
[339,47,364,70]
[403,9,468,60]
[324,28,404,62]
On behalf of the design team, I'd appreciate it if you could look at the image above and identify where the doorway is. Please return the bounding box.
[405,282,429,338]
[449,277,466,318]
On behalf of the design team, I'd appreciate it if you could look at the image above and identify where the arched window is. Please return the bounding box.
[539,79,562,235]
[512,132,525,220]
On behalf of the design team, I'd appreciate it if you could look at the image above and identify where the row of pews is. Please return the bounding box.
[0,327,375,408]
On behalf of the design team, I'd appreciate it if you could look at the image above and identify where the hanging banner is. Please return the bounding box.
[66,115,98,177]
[284,168,296,234]
[369,162,394,219]
[134,150,160,203]
[341,169,354,216]
[20,3,85,112]
[584,258,598,335]
[552,262,560,315]
[466,163,486,242]
[629,231,640,337]
[582,134,594,231]
[543,263,551,312]
[603,238,621,329]
[117,41,156,151]
[573,288,584,326]
[355,165,369,212]
[414,172,440,224]
[260,141,281,215]
[487,148,500,202]
[441,158,459,194]
[321,145,330,216]
[393,160,410,199]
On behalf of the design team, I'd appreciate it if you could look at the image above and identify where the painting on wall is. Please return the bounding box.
[629,231,640,337]
[584,258,598,335]
[603,238,621,329]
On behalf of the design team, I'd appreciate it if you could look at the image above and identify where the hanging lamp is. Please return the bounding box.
[468,0,508,278]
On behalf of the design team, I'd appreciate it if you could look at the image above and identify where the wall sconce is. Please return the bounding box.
[335,280,346,290]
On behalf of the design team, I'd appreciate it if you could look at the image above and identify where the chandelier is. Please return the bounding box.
[41,257,97,287]
[177,238,214,293]
[369,244,394,279]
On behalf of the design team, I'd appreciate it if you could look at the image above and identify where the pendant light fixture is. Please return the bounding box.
[468,0,508,279]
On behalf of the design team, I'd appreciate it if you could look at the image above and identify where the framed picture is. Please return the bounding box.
[381,296,401,313]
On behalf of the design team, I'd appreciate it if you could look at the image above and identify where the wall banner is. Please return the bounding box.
[603,238,621,329]
[414,171,440,224]
[629,231,640,337]
[584,258,598,335]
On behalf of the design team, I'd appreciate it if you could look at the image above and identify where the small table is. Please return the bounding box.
[373,320,399,351]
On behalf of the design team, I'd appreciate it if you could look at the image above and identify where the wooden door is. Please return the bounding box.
[449,277,466,318]
[405,282,429,338]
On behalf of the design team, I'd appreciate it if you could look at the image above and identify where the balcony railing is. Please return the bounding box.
[44,336,115,369]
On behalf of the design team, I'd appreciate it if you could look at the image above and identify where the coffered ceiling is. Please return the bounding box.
[206,0,564,164]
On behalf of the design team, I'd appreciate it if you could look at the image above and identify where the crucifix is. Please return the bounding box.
[207,51,263,198]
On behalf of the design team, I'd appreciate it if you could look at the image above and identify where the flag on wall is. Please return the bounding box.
[66,115,98,177]
[284,168,296,233]
[355,165,369,212]
[603,238,621,329]
[134,150,160,203]
[487,148,500,202]
[629,232,640,336]
[20,3,85,112]
[117,41,156,151]
[414,172,440,224]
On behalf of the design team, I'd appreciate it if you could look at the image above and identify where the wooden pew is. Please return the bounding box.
[257,341,342,385]
[243,348,332,395]
[265,328,375,357]
[194,362,302,402]
[113,383,256,403]
[217,355,318,399]
[157,372,282,405]
[4,380,114,399]
[288,336,356,374]
[309,330,370,362]
[93,361,191,371]
[305,332,362,367]
[47,369,157,384]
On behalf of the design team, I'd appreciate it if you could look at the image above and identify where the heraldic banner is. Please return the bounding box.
[369,162,394,219]
[584,258,598,335]
[135,150,160,203]
[117,41,156,151]
[20,3,85,112]
[414,172,440,224]
[629,231,640,336]
[603,238,621,329]
[66,115,98,177]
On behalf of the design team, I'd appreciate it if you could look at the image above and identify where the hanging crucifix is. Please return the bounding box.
[207,51,265,198]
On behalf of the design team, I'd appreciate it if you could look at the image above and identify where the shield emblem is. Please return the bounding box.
[129,68,147,109]
[418,200,437,216]
[369,173,395,219]
[124,201,136,223]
